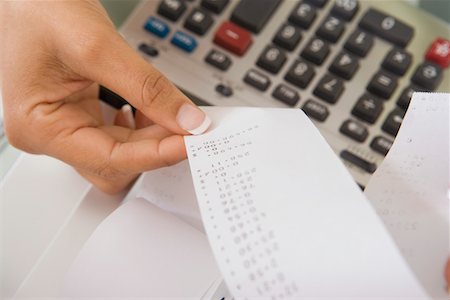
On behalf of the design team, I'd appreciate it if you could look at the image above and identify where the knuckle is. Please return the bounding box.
[141,72,174,109]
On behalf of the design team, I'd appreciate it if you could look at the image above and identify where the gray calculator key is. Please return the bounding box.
[344,30,373,57]
[370,136,393,156]
[272,84,300,106]
[301,37,330,65]
[316,15,345,43]
[305,0,328,8]
[340,119,368,142]
[340,150,377,173]
[411,62,443,90]
[157,0,187,21]
[184,8,213,35]
[288,2,317,29]
[230,0,282,33]
[331,0,359,21]
[205,49,231,70]
[273,23,302,51]
[329,51,359,80]
[244,69,271,91]
[382,108,405,136]
[284,59,315,89]
[396,85,424,110]
[201,0,229,14]
[382,48,412,76]
[256,45,287,74]
[302,100,329,122]
[313,73,344,103]
[351,93,384,124]
[367,70,398,99]
[359,8,414,47]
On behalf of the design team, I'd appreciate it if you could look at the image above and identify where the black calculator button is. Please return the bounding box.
[351,93,384,124]
[201,0,229,14]
[284,59,315,89]
[359,8,414,48]
[230,0,282,33]
[329,51,359,80]
[302,100,329,122]
[205,49,231,70]
[256,45,287,74]
[215,84,233,97]
[313,74,344,104]
[367,70,398,99]
[272,84,300,106]
[344,30,373,57]
[340,150,376,173]
[301,37,330,65]
[316,15,345,43]
[305,0,328,8]
[184,8,213,35]
[273,23,302,51]
[339,120,368,142]
[396,85,423,110]
[411,62,443,90]
[244,69,271,91]
[382,108,405,136]
[288,2,317,29]
[382,48,412,76]
[331,0,359,21]
[157,0,187,21]
[138,43,159,57]
[370,136,393,156]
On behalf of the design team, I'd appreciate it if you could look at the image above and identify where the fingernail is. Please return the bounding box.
[121,104,136,129]
[176,104,211,135]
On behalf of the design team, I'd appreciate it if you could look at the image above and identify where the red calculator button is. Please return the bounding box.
[425,37,450,68]
[213,21,252,56]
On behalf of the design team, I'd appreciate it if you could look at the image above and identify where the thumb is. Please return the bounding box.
[65,27,210,135]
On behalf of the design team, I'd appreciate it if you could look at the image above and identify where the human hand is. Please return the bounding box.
[0,1,210,193]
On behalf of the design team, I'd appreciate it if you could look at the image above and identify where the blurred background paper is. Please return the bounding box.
[365,92,450,298]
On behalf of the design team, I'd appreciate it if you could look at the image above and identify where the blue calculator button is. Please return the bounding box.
[144,16,170,38]
[171,31,197,53]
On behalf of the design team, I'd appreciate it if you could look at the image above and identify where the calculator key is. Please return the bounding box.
[184,8,213,35]
[244,69,271,91]
[301,37,330,65]
[302,100,329,122]
[305,0,328,8]
[331,0,359,21]
[230,0,282,33]
[138,43,159,57]
[213,21,252,56]
[205,49,232,70]
[284,59,315,89]
[425,37,450,68]
[171,31,197,52]
[411,62,443,90]
[272,84,300,106]
[157,0,187,21]
[316,15,345,43]
[359,8,414,48]
[340,150,377,173]
[144,16,170,38]
[201,0,229,14]
[215,84,233,97]
[329,51,359,80]
[396,85,424,110]
[382,108,405,136]
[288,2,317,29]
[381,48,412,76]
[339,120,368,142]
[367,70,398,99]
[273,23,302,51]
[370,136,393,156]
[313,74,344,104]
[344,30,373,57]
[256,45,287,74]
[351,93,384,124]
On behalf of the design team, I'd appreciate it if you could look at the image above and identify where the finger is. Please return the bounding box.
[135,110,154,129]
[114,104,136,129]
[77,168,138,194]
[59,25,210,135]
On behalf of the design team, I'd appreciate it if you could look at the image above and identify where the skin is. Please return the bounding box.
[0,1,448,289]
[0,1,206,194]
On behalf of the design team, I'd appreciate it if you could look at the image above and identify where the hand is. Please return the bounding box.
[0,1,210,193]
